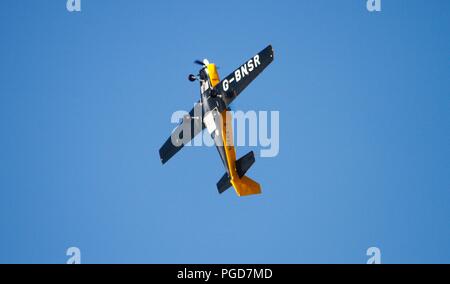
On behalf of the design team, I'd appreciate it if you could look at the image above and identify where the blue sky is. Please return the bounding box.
[0,1,449,263]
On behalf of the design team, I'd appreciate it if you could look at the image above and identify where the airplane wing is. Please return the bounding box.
[159,101,205,164]
[215,45,274,106]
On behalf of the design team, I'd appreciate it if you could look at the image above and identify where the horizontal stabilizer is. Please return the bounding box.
[236,151,255,178]
[217,173,232,194]
[217,151,260,196]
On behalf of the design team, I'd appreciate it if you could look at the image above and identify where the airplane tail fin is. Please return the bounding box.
[216,151,261,196]
[234,175,261,197]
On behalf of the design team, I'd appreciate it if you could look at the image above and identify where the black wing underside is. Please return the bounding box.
[215,45,274,107]
[159,101,204,164]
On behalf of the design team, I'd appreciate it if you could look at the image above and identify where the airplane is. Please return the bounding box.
[159,45,274,196]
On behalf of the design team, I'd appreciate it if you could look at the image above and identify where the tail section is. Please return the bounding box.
[217,173,232,194]
[216,151,261,196]
[233,175,261,197]
[235,151,255,177]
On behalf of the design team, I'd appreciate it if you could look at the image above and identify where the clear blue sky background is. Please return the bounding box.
[0,1,449,263]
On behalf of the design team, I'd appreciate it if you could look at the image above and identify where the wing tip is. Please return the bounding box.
[159,148,168,165]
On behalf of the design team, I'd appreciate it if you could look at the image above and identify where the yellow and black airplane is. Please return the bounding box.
[159,45,274,196]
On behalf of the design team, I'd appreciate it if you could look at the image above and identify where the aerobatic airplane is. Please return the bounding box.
[159,45,274,196]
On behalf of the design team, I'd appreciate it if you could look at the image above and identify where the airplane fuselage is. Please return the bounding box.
[159,45,273,196]
[199,61,261,196]
[198,62,230,177]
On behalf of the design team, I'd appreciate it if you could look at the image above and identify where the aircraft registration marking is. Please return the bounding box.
[222,55,261,92]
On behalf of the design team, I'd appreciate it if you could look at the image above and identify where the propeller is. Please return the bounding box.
[194,59,220,69]
[189,59,219,82]
[188,60,204,81]
[194,60,205,66]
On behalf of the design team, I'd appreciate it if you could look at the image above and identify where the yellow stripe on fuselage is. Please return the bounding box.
[207,64,220,88]
[208,62,261,196]
[220,111,261,197]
